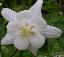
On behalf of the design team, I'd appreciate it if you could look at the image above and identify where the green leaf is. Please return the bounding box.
[23,50,32,57]
[47,38,61,57]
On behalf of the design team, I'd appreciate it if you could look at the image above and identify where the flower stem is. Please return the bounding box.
[9,49,18,57]
[19,50,24,57]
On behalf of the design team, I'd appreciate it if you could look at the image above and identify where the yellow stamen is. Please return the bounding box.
[20,25,33,37]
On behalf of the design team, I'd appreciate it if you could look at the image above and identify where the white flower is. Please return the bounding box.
[1,0,62,55]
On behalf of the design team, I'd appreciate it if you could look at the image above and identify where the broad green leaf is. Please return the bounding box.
[47,38,61,57]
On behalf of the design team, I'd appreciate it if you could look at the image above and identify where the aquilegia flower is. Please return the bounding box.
[1,0,62,55]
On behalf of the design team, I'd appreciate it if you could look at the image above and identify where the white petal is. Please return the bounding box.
[28,46,38,56]
[31,17,47,32]
[1,8,17,21]
[30,33,45,49]
[15,10,32,24]
[14,37,29,50]
[43,25,62,38]
[7,21,19,33]
[1,34,14,45]
[29,0,43,18]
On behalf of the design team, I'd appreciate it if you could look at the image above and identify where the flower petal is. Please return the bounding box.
[7,21,19,32]
[31,17,47,32]
[1,8,17,21]
[28,45,38,56]
[15,10,32,24]
[14,37,29,50]
[1,34,14,45]
[29,0,43,18]
[43,25,62,38]
[30,33,45,49]
[15,0,43,24]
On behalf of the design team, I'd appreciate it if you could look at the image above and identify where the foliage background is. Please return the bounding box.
[0,0,64,57]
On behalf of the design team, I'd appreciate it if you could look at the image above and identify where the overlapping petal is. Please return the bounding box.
[30,33,45,49]
[30,17,47,32]
[14,36,29,50]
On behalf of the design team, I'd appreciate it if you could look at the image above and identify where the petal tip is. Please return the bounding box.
[1,38,7,45]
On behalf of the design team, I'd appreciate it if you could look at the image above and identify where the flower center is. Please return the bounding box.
[20,24,33,37]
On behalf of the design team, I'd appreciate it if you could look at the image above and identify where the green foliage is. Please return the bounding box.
[0,0,64,57]
[0,0,4,3]
[43,0,59,13]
